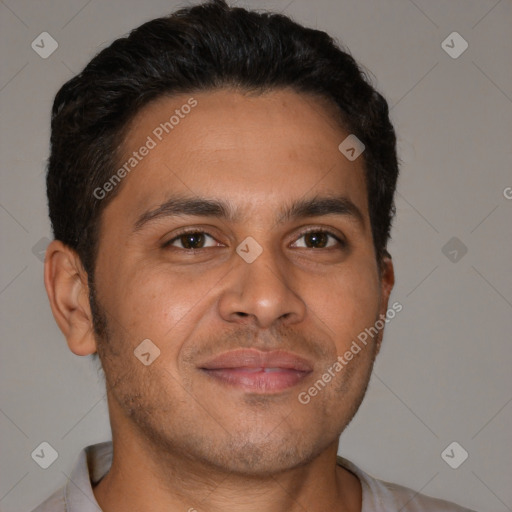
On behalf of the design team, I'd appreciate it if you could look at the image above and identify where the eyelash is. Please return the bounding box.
[163,227,346,251]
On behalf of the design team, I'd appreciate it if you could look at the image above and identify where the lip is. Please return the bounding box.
[199,349,313,393]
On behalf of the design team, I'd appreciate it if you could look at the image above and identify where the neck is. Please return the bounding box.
[93,431,361,512]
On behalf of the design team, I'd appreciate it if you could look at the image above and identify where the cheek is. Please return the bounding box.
[309,264,381,348]
[107,264,222,344]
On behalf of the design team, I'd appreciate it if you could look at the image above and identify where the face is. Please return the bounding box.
[87,88,394,475]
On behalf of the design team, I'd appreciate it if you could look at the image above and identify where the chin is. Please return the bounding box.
[206,429,328,477]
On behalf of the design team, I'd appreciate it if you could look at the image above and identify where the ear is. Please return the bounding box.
[44,240,98,356]
[375,250,395,355]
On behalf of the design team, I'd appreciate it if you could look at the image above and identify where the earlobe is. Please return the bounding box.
[44,240,98,356]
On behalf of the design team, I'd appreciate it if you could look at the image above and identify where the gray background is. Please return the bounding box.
[1,1,511,511]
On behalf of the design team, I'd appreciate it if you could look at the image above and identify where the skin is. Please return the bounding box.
[45,88,394,512]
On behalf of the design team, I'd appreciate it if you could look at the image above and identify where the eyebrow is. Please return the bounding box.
[133,194,365,232]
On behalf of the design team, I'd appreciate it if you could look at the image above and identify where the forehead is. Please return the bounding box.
[104,88,369,226]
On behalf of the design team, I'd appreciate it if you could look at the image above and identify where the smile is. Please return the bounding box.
[199,349,313,393]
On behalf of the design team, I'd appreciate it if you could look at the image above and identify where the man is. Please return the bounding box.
[35,0,475,510]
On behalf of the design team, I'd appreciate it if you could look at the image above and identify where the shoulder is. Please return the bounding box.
[29,441,112,512]
[367,478,476,511]
[29,487,66,512]
[337,456,477,512]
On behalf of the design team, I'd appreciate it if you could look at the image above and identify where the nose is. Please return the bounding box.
[217,243,307,330]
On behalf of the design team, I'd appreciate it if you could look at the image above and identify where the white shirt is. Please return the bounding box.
[31,441,476,511]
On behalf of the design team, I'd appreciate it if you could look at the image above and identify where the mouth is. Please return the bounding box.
[199,348,313,393]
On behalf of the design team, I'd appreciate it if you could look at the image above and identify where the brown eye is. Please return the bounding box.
[292,229,345,250]
[304,232,329,248]
[167,231,217,250]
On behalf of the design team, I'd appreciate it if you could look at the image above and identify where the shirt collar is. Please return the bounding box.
[65,441,112,511]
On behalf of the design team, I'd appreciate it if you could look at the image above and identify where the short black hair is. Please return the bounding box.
[47,0,398,281]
